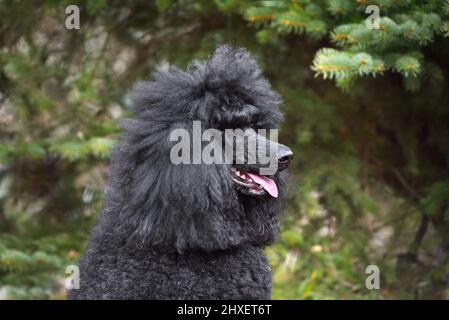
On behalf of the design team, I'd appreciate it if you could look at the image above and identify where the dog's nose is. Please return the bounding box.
[278,144,293,172]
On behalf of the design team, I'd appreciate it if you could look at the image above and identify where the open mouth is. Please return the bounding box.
[231,166,278,198]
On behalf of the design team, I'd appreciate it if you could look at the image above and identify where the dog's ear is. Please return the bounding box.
[112,118,280,252]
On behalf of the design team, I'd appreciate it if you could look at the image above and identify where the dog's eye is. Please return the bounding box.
[213,104,261,130]
[255,121,276,130]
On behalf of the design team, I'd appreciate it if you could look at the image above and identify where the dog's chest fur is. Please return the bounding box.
[70,238,272,299]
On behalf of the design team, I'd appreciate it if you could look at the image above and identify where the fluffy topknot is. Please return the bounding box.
[130,45,283,126]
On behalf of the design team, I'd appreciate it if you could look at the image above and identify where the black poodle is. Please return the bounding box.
[68,45,293,300]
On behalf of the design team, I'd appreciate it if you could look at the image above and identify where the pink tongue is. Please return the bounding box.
[246,173,278,198]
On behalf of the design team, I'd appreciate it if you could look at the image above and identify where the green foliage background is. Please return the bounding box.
[1,0,449,299]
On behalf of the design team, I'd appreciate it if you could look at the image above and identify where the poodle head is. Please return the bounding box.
[110,45,292,252]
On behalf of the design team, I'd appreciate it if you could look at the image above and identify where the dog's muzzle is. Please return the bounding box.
[277,143,293,172]
[230,132,293,198]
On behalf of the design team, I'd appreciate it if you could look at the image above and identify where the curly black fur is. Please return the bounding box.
[68,45,288,300]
